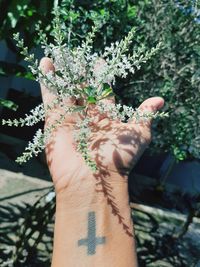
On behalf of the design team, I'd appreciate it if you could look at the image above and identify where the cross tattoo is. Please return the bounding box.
[78,212,106,255]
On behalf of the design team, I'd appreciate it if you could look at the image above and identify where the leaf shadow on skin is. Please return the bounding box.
[44,107,151,237]
[90,119,150,237]
[90,119,149,175]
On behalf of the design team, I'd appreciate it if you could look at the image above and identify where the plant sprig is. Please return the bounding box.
[3,7,168,171]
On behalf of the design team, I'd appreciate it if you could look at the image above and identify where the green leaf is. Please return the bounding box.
[84,86,96,96]
[127,5,138,19]
[27,9,33,16]
[100,9,106,16]
[69,10,79,21]
[87,96,97,104]
[101,83,113,98]
[0,98,18,111]
[7,0,31,28]
[55,70,63,78]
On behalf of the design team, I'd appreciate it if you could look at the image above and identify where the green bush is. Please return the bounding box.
[122,0,200,161]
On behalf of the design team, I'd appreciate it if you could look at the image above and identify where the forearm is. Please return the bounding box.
[51,172,138,267]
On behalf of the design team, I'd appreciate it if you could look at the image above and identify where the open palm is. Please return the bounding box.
[40,58,164,193]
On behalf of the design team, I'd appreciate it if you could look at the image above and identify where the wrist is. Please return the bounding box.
[52,195,136,267]
[54,169,129,211]
[51,170,138,267]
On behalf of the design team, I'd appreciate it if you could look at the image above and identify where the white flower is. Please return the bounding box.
[6,7,167,170]
[2,104,45,127]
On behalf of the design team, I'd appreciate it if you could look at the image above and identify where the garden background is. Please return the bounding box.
[0,0,200,266]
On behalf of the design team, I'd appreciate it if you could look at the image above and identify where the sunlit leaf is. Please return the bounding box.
[87,96,96,104]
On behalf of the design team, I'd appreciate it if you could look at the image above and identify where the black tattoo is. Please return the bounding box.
[78,212,106,255]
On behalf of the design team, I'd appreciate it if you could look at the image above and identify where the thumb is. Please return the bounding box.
[39,57,56,107]
[137,96,165,127]
[138,96,164,112]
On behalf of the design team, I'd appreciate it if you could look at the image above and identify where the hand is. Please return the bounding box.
[39,57,164,194]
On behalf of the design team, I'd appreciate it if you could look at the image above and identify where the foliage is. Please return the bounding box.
[0,189,55,267]
[133,207,200,267]
[0,0,54,48]
[119,0,200,161]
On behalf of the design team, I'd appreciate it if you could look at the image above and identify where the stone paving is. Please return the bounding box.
[0,133,52,205]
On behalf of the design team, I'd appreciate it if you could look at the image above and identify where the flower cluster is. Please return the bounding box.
[2,104,45,127]
[2,7,168,171]
[97,101,167,123]
[15,129,45,164]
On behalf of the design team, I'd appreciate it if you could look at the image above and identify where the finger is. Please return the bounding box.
[40,57,79,127]
[39,57,56,108]
[136,96,165,127]
[138,96,164,112]
[40,57,76,107]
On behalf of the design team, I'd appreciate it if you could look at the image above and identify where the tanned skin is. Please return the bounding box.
[39,57,164,267]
